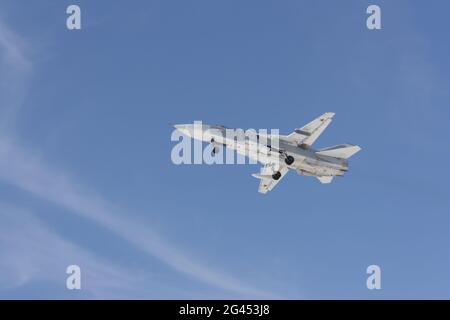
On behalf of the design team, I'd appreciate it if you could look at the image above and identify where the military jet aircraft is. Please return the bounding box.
[174,112,361,193]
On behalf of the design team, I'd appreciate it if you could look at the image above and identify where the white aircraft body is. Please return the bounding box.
[175,113,361,193]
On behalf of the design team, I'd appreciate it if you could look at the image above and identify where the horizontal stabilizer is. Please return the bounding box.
[255,164,289,194]
[252,173,273,180]
[316,144,361,159]
[317,176,333,184]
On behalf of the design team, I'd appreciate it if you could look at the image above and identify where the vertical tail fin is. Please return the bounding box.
[286,112,335,147]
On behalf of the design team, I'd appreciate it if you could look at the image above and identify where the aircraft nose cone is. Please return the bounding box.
[174,124,194,137]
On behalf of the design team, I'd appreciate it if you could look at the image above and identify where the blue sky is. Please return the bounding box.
[0,0,449,299]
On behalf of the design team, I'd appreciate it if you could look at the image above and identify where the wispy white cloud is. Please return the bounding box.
[0,20,30,68]
[0,19,32,133]
[0,138,274,298]
[0,18,275,298]
[0,202,144,298]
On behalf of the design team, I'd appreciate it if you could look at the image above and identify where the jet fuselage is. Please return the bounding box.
[175,123,348,178]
